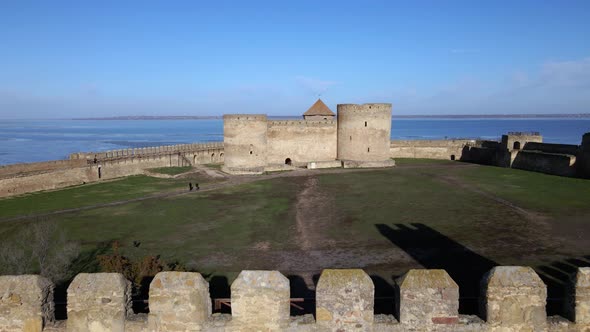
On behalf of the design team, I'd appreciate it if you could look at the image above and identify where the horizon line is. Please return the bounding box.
[2,113,590,121]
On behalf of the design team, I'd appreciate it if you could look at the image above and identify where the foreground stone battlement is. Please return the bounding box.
[1,266,589,331]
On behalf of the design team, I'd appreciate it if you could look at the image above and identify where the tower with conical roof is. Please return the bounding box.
[302,99,335,120]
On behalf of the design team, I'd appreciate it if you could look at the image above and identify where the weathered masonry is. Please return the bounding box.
[391,131,590,178]
[0,143,223,198]
[1,267,590,331]
[223,100,395,174]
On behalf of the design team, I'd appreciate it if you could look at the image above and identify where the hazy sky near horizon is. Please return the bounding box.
[1,1,590,118]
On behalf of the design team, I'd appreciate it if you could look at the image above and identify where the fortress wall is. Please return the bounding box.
[0,145,224,198]
[70,142,224,161]
[0,155,182,198]
[223,115,267,173]
[266,120,337,164]
[0,165,99,198]
[512,150,577,177]
[460,146,499,165]
[97,154,184,180]
[390,139,474,160]
[502,133,543,150]
[577,133,590,178]
[337,104,392,161]
[187,147,224,165]
[523,142,580,155]
[2,267,590,331]
[0,159,86,179]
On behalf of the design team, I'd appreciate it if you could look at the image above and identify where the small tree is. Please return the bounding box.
[97,241,184,293]
[0,218,80,282]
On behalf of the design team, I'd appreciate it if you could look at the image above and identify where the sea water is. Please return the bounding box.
[0,118,589,165]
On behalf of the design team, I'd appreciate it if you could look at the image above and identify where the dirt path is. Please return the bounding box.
[0,162,476,223]
[294,177,337,250]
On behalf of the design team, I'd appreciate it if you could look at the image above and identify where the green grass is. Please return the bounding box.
[442,165,590,215]
[1,163,589,281]
[148,166,192,175]
[394,158,457,166]
[0,178,298,272]
[204,163,223,170]
[0,174,216,219]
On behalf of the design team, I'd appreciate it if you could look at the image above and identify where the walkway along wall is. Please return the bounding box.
[1,267,590,331]
[2,133,588,199]
[0,143,224,198]
[390,139,475,161]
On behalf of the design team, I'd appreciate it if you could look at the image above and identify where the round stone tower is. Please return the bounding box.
[337,103,392,161]
[223,114,268,174]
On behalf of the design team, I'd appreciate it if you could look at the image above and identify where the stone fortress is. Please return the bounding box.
[0,99,589,198]
[2,266,590,331]
[222,100,396,174]
[1,104,590,331]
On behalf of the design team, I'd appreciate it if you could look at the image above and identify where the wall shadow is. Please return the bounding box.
[287,274,317,316]
[370,274,396,315]
[209,275,231,314]
[536,256,590,317]
[375,223,498,315]
[53,241,112,320]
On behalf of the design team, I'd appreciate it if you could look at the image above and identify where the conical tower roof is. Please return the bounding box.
[303,99,335,116]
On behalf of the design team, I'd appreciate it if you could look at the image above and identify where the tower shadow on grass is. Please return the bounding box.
[375,223,498,315]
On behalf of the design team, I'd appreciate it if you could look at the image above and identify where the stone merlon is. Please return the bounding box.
[1,266,590,331]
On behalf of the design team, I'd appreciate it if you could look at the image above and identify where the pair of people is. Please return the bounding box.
[188,182,200,191]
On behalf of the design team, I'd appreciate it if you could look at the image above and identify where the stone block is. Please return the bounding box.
[67,273,131,332]
[0,275,54,332]
[148,272,212,331]
[566,267,590,324]
[230,270,290,329]
[316,269,374,330]
[481,266,546,330]
[397,269,459,325]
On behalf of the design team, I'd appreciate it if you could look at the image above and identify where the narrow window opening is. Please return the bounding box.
[249,151,253,155]
[285,158,292,165]
[451,155,456,161]
[98,166,102,179]
[350,136,352,141]
[364,121,367,127]
[513,141,521,150]
[367,147,370,153]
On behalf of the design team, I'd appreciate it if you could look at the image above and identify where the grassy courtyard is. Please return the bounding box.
[148,166,193,175]
[0,160,589,314]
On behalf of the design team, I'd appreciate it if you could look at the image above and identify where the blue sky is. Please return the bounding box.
[1,1,589,118]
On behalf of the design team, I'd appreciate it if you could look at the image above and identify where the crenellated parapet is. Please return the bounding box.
[267,120,336,127]
[223,114,267,121]
[2,266,590,331]
[70,142,224,162]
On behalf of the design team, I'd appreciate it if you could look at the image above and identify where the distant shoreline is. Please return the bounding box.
[71,114,590,120]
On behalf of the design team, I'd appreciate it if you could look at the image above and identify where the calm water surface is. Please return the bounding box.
[1,118,589,165]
